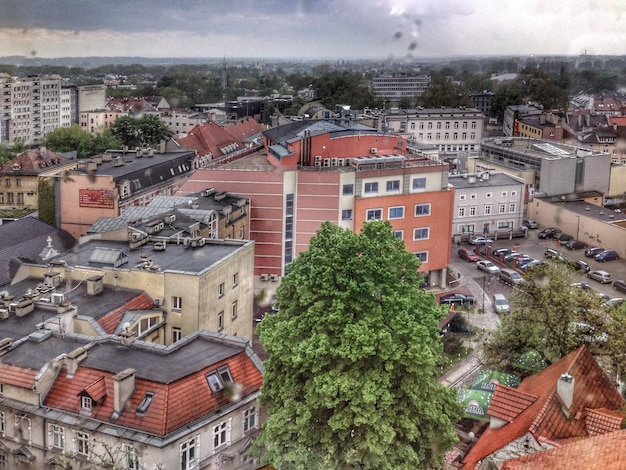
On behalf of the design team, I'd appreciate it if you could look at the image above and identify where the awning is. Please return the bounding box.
[456,388,493,420]
[471,370,521,391]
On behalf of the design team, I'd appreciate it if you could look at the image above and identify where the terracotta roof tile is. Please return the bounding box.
[584,407,624,436]
[97,292,155,334]
[177,122,242,158]
[489,385,538,423]
[44,350,263,436]
[502,429,626,469]
[80,376,107,402]
[461,346,624,470]
[0,363,38,388]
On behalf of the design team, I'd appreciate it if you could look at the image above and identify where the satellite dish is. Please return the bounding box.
[122,322,131,332]
[0,290,8,299]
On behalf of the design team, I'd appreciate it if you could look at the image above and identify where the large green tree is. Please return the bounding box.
[109,115,173,149]
[41,125,94,158]
[417,76,473,108]
[255,221,462,469]
[483,262,623,372]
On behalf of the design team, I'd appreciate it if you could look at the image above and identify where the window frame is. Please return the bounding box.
[386,179,401,192]
[243,407,258,433]
[180,436,199,470]
[342,183,354,195]
[365,208,382,221]
[231,300,238,320]
[388,206,405,219]
[341,209,353,221]
[218,282,225,298]
[49,423,65,451]
[213,419,232,451]
[413,227,430,240]
[75,430,90,458]
[412,177,426,190]
[364,181,379,194]
[171,296,182,310]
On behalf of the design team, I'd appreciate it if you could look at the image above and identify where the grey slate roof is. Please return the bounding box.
[0,218,76,287]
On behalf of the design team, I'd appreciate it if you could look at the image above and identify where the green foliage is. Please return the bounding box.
[0,140,27,165]
[41,125,95,158]
[483,263,609,372]
[312,71,384,110]
[37,178,56,226]
[109,115,173,149]
[255,221,462,469]
[417,76,473,108]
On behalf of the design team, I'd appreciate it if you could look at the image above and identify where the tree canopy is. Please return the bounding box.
[41,125,121,159]
[483,262,626,375]
[417,76,473,109]
[255,221,462,469]
[109,115,173,149]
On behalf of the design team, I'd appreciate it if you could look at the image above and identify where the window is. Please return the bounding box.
[458,207,466,217]
[436,132,441,140]
[123,444,139,470]
[231,300,238,320]
[410,122,415,130]
[0,194,3,204]
[231,272,238,288]
[471,121,477,128]
[75,431,90,457]
[15,178,21,187]
[412,177,426,190]
[16,193,23,204]
[511,190,517,196]
[462,132,467,139]
[413,227,429,240]
[366,209,382,221]
[239,226,245,239]
[414,204,430,216]
[218,282,225,297]
[419,122,424,129]
[7,193,13,204]
[436,122,442,129]
[415,251,428,263]
[427,133,432,140]
[444,133,449,140]
[486,192,492,199]
[388,206,404,219]
[499,204,507,214]
[453,132,458,140]
[49,423,65,451]
[509,203,516,213]
[470,132,476,139]
[172,296,182,310]
[469,206,477,216]
[172,327,182,343]
[243,407,258,433]
[484,205,492,215]
[470,194,477,200]
[81,396,92,412]
[342,184,353,195]
[0,411,4,436]
[217,311,224,332]
[213,419,231,450]
[341,209,353,220]
[501,191,507,197]
[181,436,199,470]
[445,122,450,129]
[428,122,433,129]
[4,179,9,187]
[136,392,154,414]
[386,180,400,192]
[459,195,466,201]
[364,182,378,194]
[394,230,403,239]
[138,316,158,335]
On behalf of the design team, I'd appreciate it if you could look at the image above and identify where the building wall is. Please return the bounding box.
[532,199,626,257]
[608,163,626,197]
[579,152,611,194]
[77,84,106,112]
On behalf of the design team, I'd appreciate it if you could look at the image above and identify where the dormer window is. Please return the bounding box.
[136,392,155,414]
[81,396,92,412]
[206,366,233,393]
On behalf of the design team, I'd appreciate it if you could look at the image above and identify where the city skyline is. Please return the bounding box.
[1,0,624,61]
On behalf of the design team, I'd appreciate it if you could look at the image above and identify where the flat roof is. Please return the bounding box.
[49,238,252,275]
[450,172,524,189]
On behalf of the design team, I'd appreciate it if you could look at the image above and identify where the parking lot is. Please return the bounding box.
[450,227,626,311]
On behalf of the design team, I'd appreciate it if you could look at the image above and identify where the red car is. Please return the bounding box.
[458,247,479,262]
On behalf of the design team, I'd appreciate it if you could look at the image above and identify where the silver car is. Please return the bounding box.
[476,260,501,274]
[587,270,614,284]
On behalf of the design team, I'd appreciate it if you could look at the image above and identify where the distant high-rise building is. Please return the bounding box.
[371,73,431,104]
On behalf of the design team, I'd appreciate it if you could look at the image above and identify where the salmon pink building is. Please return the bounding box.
[178,120,454,290]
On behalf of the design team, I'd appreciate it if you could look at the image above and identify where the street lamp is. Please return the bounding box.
[576,215,580,240]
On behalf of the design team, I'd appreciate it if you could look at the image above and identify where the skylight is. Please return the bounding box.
[136,392,155,414]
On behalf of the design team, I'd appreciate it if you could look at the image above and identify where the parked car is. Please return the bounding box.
[499,268,525,286]
[566,240,588,250]
[544,248,566,262]
[493,293,510,314]
[476,260,501,274]
[585,246,605,258]
[571,282,592,290]
[614,279,626,294]
[458,247,479,262]
[587,270,614,284]
[520,259,545,272]
[492,248,512,258]
[503,252,521,262]
[522,219,538,229]
[538,227,561,239]
[595,249,620,262]
[573,260,591,272]
[554,232,574,242]
[469,236,493,246]
[604,298,624,309]
[439,292,476,306]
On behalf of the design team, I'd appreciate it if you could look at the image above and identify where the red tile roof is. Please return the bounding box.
[177,122,241,158]
[488,386,538,423]
[224,118,265,141]
[1,147,71,172]
[584,407,624,436]
[0,363,38,388]
[97,292,155,334]
[44,350,263,436]
[81,376,107,402]
[502,429,626,469]
[461,346,624,469]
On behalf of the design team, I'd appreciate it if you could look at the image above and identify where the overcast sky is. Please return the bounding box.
[1,0,624,60]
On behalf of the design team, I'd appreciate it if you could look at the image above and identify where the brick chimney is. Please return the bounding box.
[557,373,575,409]
[112,368,136,417]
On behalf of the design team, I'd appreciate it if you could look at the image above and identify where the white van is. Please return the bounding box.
[493,293,510,314]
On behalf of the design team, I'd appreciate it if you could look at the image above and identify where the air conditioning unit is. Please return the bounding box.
[323,158,331,167]
[51,293,65,305]
[154,298,165,307]
[269,274,279,282]
[131,232,142,241]
[314,156,322,166]
[331,158,338,166]
[370,147,377,154]
[337,159,345,167]
[260,274,270,281]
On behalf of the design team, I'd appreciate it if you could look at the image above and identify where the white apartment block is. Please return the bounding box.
[371,73,431,104]
[383,107,485,155]
[449,171,526,236]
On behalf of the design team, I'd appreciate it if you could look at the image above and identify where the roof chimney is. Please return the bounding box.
[112,368,136,417]
[557,373,575,409]
[65,346,88,378]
